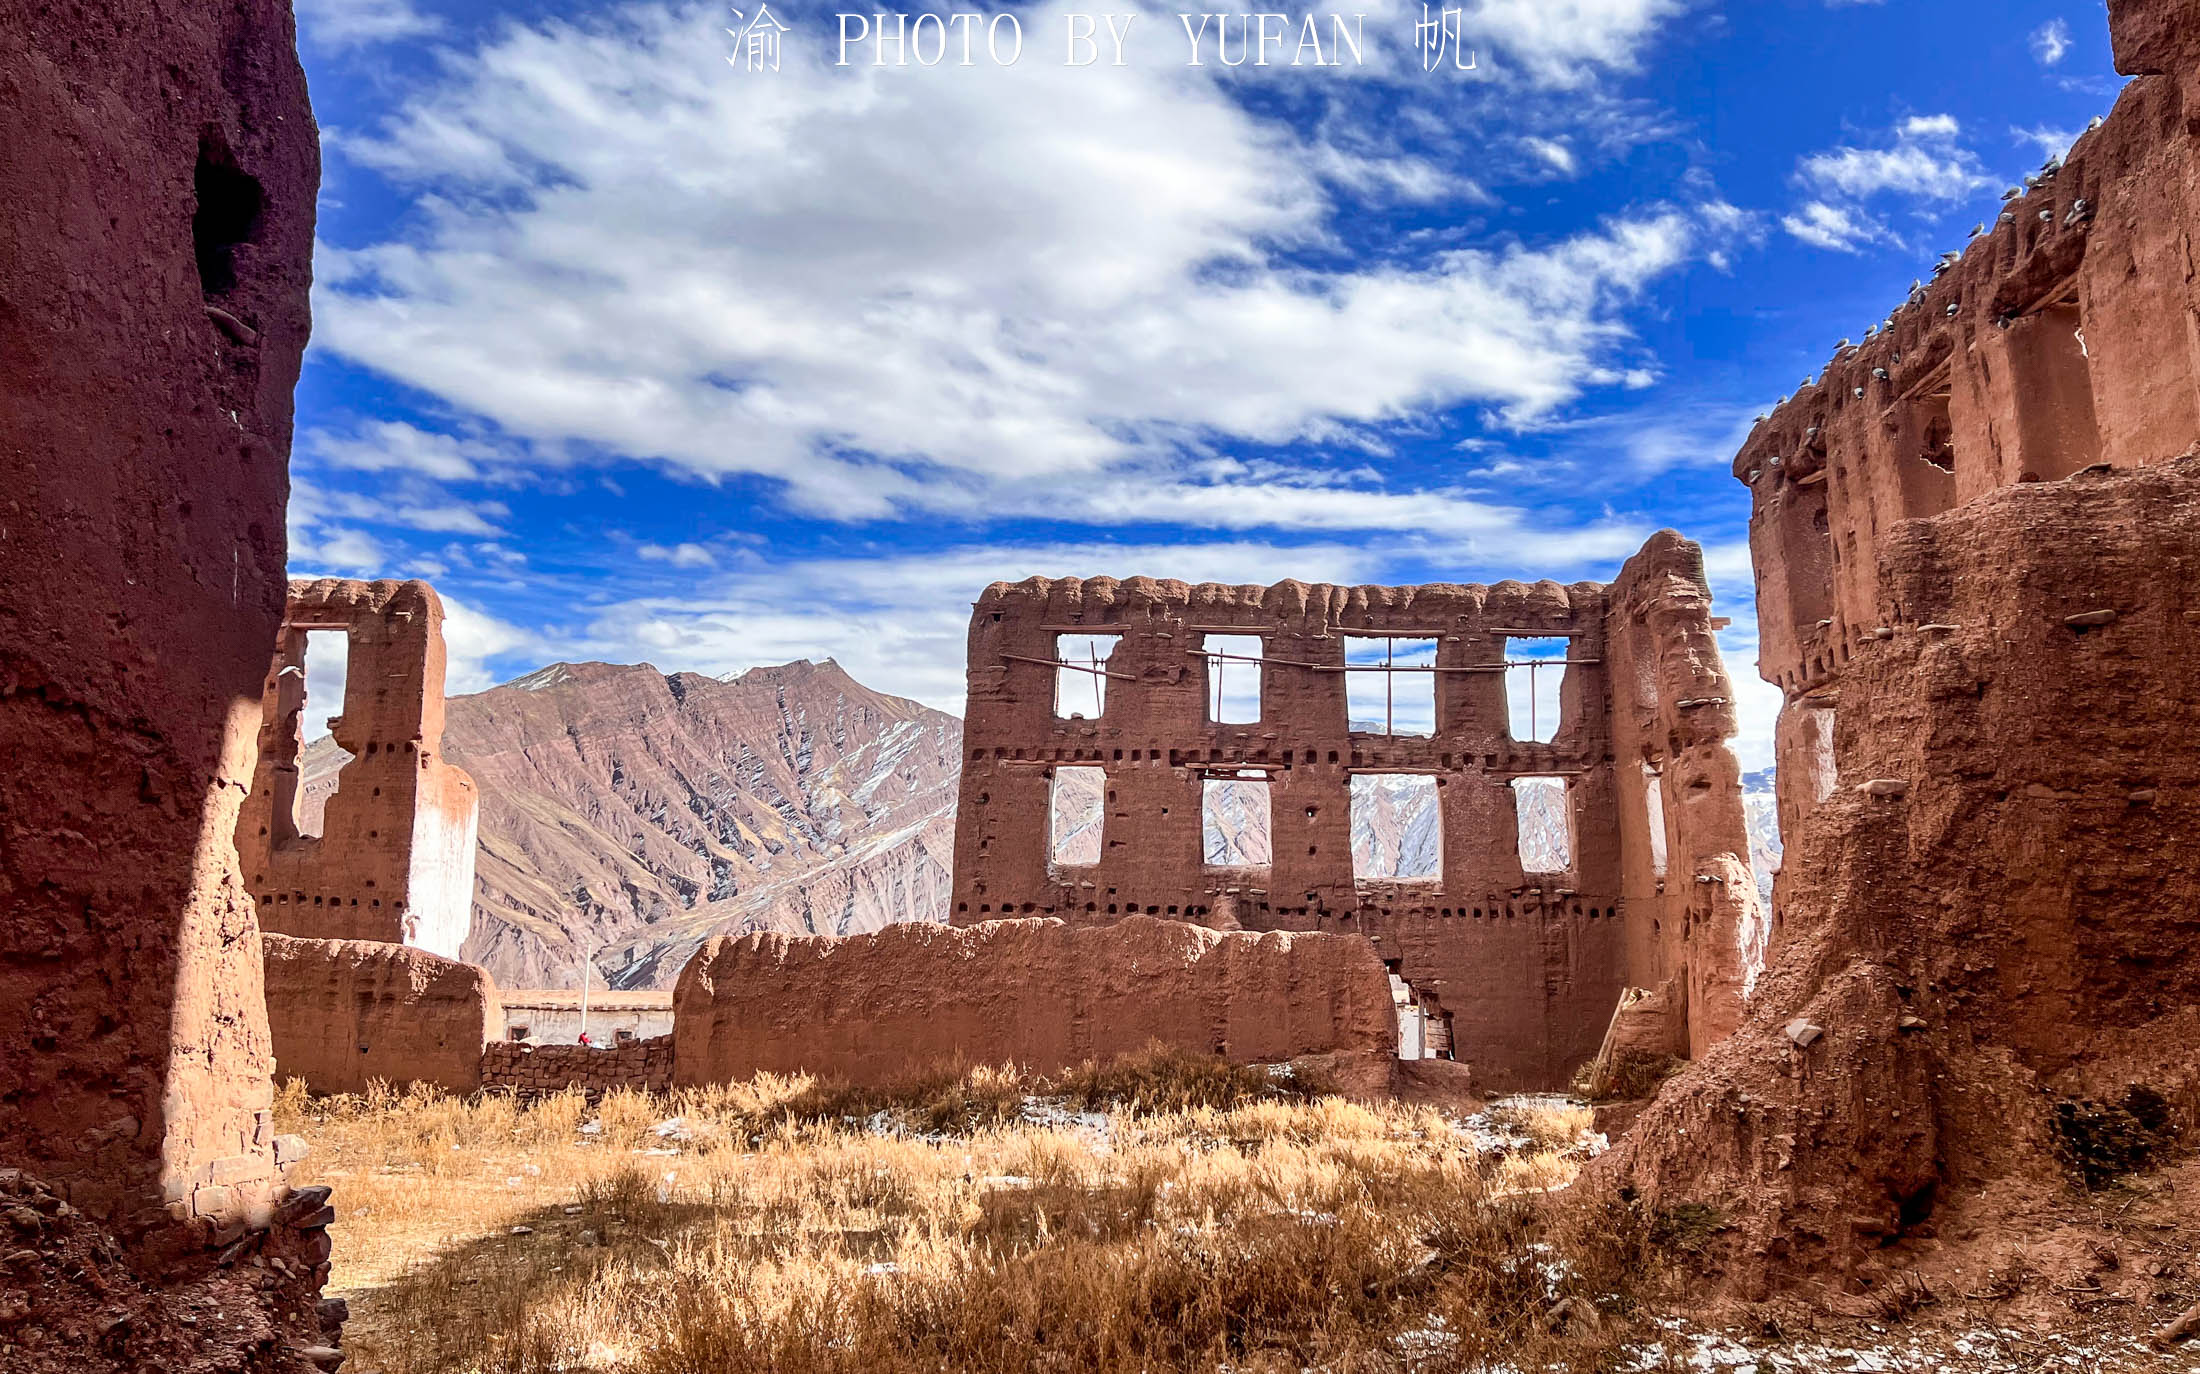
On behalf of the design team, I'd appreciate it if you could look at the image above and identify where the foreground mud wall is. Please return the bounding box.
[0,0,318,1251]
[1603,445,2200,1291]
[263,936,500,1095]
[1611,0,2200,1295]
[239,579,480,958]
[947,538,1760,1089]
[1736,0,2200,862]
[673,916,1399,1093]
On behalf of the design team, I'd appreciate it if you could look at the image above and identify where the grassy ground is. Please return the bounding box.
[273,1052,1657,1374]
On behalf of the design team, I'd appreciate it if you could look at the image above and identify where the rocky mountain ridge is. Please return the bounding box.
[306,658,960,989]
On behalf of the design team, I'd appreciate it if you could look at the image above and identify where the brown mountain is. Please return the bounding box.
[301,658,961,990]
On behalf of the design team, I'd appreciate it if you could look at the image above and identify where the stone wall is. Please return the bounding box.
[946,535,1761,1089]
[263,935,500,1095]
[239,579,480,958]
[482,1039,674,1095]
[673,916,1399,1095]
[0,0,319,1253]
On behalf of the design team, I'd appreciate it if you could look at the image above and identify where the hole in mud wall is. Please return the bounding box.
[2011,301,2104,482]
[1054,634,1119,720]
[1049,765,1105,867]
[1344,636,1437,737]
[1776,481,1835,633]
[1387,970,1452,1061]
[294,630,354,840]
[1350,774,1441,881]
[1642,764,1669,879]
[193,134,264,296]
[1202,773,1272,866]
[1203,634,1263,724]
[1893,385,1958,518]
[1798,704,1838,807]
[1512,776,1574,873]
[1504,637,1571,743]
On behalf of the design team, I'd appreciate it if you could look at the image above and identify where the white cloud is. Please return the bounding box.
[1523,136,1578,175]
[1783,114,1987,253]
[637,541,719,568]
[1797,118,1984,201]
[2030,19,2071,67]
[307,421,515,482]
[289,522,388,576]
[562,539,1403,714]
[295,0,441,48]
[2012,124,2082,162]
[314,1,1728,522]
[1460,0,1694,85]
[441,595,549,696]
[1780,199,1885,253]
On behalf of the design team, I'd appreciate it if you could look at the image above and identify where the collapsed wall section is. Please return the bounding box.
[1603,534,1766,1060]
[0,0,318,1253]
[671,916,1399,1094]
[1603,448,2200,1290]
[1619,4,2200,1293]
[238,579,480,958]
[1735,6,2200,852]
[263,935,501,1095]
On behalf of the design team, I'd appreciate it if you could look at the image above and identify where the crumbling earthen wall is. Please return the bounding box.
[1603,535,1767,1059]
[1602,458,2200,1289]
[947,536,1761,1089]
[481,1038,674,1095]
[1735,0,2200,867]
[0,0,319,1253]
[1608,0,2200,1289]
[672,916,1400,1094]
[238,579,480,959]
[262,935,501,1096]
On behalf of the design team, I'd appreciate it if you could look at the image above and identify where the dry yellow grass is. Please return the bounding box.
[275,1052,1672,1374]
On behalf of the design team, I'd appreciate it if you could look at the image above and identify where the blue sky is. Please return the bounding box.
[286,0,2126,764]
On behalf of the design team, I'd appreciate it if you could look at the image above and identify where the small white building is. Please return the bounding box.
[500,989,674,1046]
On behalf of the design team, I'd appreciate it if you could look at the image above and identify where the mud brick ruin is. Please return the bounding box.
[673,916,1400,1096]
[0,0,320,1260]
[262,936,503,1096]
[1738,0,2200,884]
[237,579,481,959]
[1601,0,2200,1291]
[950,532,1764,1090]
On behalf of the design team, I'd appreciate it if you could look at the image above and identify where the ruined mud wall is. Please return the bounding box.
[947,541,1759,1089]
[1612,2,2200,1293]
[1604,452,2200,1289]
[1602,534,1766,1058]
[1735,0,2200,857]
[238,579,479,958]
[263,935,500,1095]
[673,916,1399,1094]
[0,0,318,1251]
